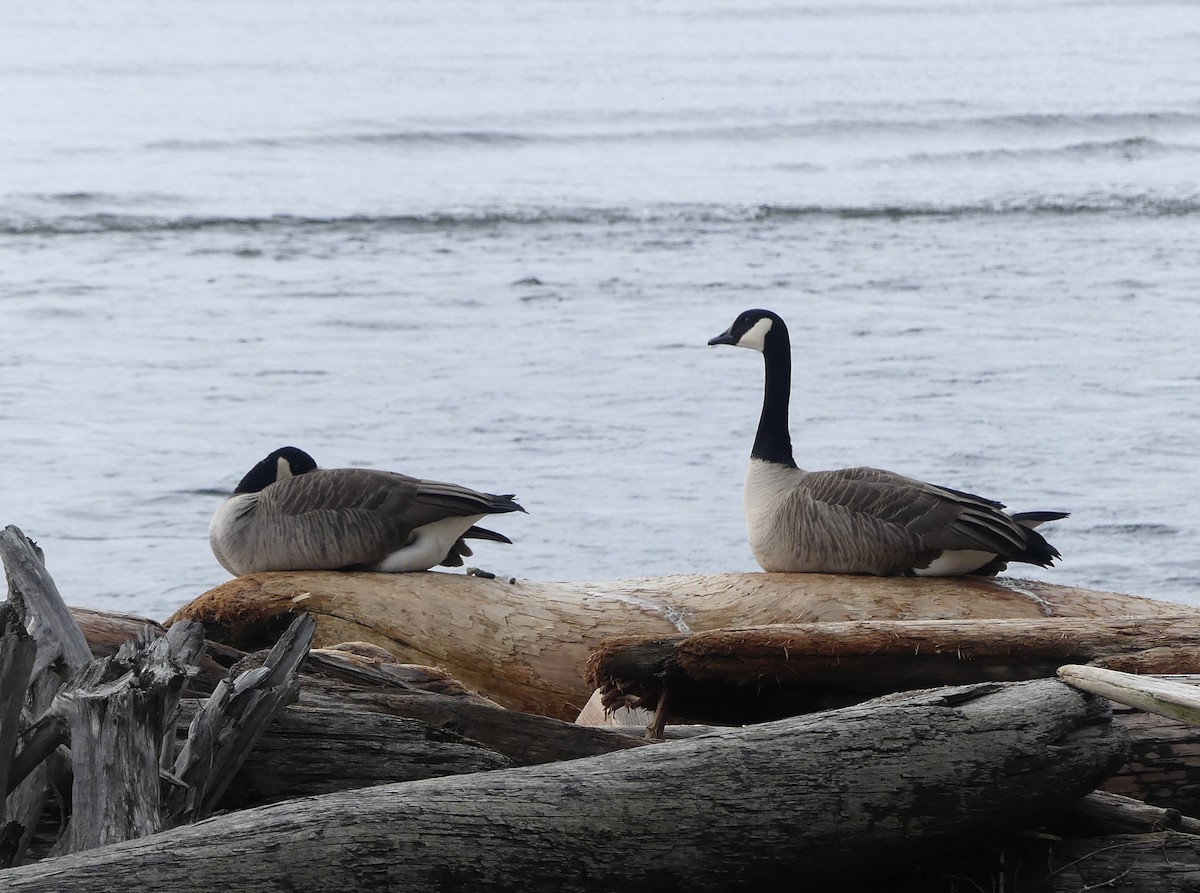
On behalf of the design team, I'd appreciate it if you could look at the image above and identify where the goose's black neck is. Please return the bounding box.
[752,322,797,468]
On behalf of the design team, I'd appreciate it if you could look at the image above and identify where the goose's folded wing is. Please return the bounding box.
[804,467,1030,557]
[403,480,524,529]
[254,469,420,567]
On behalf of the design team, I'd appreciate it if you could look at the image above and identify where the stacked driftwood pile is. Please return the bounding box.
[5,522,1200,891]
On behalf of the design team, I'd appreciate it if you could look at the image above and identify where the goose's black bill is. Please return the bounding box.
[708,328,737,346]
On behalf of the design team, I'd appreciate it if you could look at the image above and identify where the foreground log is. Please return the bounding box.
[585,617,1200,725]
[0,680,1128,893]
[168,570,1191,719]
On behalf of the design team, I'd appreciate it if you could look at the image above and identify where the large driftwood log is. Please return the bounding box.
[169,570,1191,719]
[0,680,1128,893]
[585,617,1200,725]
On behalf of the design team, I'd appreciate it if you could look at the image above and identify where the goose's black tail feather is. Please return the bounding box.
[971,510,1069,576]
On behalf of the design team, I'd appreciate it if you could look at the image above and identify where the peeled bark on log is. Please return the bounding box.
[585,617,1200,724]
[167,570,1190,719]
[0,680,1129,893]
[1094,645,1200,675]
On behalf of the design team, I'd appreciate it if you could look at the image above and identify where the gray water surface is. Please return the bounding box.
[3,0,1199,618]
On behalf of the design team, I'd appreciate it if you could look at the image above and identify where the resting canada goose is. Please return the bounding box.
[209,446,525,575]
[707,309,1067,576]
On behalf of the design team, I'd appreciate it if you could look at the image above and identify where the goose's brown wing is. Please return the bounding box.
[253,468,422,569]
[802,467,1041,569]
[404,480,525,530]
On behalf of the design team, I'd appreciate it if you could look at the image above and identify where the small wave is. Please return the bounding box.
[251,369,328,377]
[814,110,1200,139]
[325,319,422,331]
[894,137,1199,167]
[123,109,1200,155]
[24,191,188,209]
[4,193,1200,237]
[754,193,1200,220]
[147,130,533,152]
[1087,522,1180,536]
[0,209,624,236]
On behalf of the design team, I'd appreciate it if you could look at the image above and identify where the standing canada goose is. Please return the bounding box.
[209,446,525,575]
[707,309,1067,576]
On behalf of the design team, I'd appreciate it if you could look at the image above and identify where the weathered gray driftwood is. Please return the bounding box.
[50,622,206,855]
[1108,704,1200,815]
[219,706,512,809]
[0,680,1129,893]
[0,606,35,828]
[1,526,93,864]
[296,648,648,766]
[1073,790,1200,836]
[164,613,314,824]
[1016,831,1200,891]
[3,528,323,865]
[1060,664,1200,724]
[70,605,235,694]
[1,527,92,683]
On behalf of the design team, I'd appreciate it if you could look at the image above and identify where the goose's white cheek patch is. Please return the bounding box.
[277,457,294,480]
[737,317,773,352]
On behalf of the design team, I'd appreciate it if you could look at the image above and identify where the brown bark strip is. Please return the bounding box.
[585,616,1200,723]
